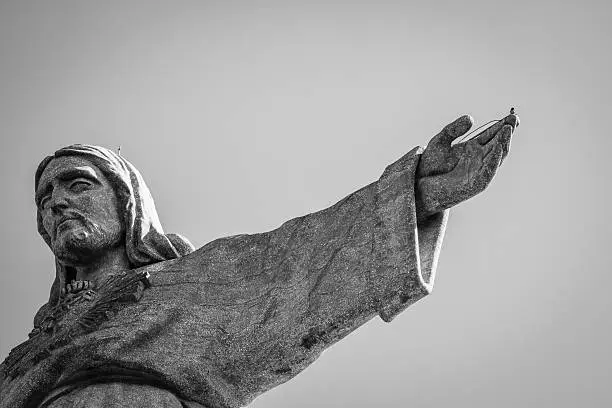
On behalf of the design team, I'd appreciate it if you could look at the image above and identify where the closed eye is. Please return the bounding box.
[69,180,92,193]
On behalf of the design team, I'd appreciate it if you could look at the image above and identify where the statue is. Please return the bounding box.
[0,113,519,408]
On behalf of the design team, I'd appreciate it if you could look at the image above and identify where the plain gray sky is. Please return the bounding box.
[1,1,610,407]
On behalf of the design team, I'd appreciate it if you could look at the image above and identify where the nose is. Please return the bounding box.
[48,189,70,213]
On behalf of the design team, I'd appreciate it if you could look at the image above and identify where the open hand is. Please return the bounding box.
[416,113,519,220]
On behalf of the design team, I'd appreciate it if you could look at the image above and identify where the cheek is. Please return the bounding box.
[41,212,54,236]
[85,193,122,228]
[76,196,97,219]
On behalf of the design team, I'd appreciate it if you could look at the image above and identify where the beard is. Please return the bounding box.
[52,217,123,266]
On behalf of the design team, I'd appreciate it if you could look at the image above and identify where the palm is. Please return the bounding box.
[416,113,519,219]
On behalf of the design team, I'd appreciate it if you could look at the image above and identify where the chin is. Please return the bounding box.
[53,227,119,266]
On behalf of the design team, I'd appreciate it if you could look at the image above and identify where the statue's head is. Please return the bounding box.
[35,145,194,305]
[36,154,125,267]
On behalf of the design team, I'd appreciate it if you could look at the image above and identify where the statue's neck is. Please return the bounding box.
[64,246,131,288]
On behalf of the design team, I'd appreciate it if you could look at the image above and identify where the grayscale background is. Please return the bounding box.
[1,1,610,407]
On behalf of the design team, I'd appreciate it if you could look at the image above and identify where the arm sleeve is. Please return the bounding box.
[146,147,449,406]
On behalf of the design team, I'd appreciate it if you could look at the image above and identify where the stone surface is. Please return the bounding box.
[0,113,518,407]
[415,113,518,220]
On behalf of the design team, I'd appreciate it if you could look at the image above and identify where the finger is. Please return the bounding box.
[483,124,512,158]
[475,114,518,145]
[430,114,474,148]
[507,113,520,129]
[475,140,504,192]
[499,125,513,166]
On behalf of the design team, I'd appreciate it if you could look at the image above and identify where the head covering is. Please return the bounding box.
[35,144,194,306]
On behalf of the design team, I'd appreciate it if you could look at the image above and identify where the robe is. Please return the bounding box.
[0,147,449,408]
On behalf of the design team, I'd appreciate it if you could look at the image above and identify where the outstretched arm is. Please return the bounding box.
[133,114,519,407]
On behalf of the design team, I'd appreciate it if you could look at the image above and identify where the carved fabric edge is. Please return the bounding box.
[376,147,449,322]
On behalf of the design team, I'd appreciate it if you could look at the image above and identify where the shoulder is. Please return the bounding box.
[33,302,50,328]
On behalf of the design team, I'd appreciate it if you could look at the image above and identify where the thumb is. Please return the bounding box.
[429,115,474,148]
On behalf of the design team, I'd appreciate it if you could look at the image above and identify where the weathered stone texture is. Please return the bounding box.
[1,147,447,408]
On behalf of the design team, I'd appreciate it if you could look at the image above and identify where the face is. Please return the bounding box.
[36,156,124,266]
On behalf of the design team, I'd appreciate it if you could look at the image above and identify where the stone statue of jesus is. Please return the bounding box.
[0,113,519,408]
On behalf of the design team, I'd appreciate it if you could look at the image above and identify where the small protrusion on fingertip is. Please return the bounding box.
[506,108,519,129]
